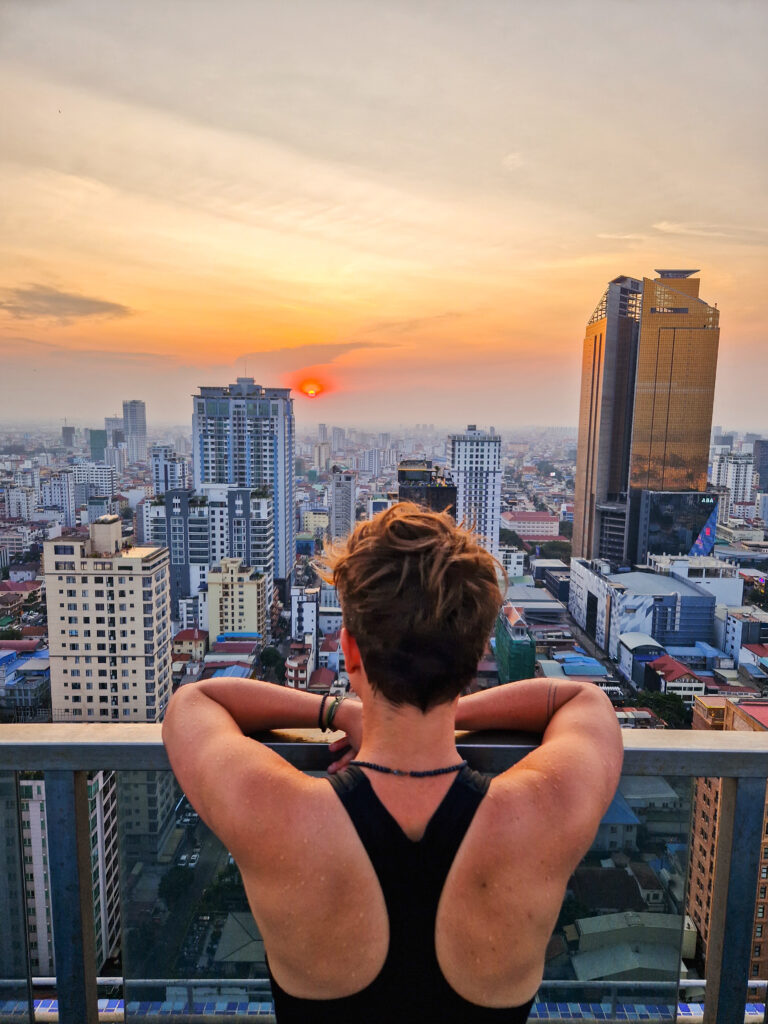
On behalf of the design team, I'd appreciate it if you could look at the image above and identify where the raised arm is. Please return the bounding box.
[162,679,360,857]
[457,678,623,861]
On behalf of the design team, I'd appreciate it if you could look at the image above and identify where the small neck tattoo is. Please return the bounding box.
[349,759,468,778]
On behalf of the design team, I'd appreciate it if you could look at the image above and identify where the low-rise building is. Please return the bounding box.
[494,604,536,684]
[172,627,209,660]
[502,510,560,538]
[647,655,707,706]
[569,559,716,659]
[0,648,51,721]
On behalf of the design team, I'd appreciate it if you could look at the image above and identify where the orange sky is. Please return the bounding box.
[1,1,766,429]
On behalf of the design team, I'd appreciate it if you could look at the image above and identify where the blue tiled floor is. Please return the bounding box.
[0,996,763,1020]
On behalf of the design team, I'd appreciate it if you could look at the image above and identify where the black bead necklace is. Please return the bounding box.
[349,759,468,778]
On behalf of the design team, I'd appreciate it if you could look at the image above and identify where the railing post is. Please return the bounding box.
[704,775,766,1024]
[45,770,99,1024]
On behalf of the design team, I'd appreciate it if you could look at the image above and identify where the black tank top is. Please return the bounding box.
[267,764,535,1023]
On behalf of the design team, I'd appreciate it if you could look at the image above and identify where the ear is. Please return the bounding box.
[340,627,363,673]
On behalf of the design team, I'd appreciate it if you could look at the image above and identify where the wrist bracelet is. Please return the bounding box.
[318,693,330,732]
[325,695,345,731]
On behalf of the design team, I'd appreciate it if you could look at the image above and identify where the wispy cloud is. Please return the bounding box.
[596,232,647,241]
[502,152,524,171]
[363,312,465,337]
[0,284,133,322]
[652,221,729,239]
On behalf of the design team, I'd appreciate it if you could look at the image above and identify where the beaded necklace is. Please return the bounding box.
[348,759,468,778]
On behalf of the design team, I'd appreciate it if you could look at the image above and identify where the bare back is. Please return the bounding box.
[231,763,576,1009]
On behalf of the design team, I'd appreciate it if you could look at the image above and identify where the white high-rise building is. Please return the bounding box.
[7,486,37,521]
[19,772,119,976]
[710,452,755,518]
[40,470,76,527]
[151,444,189,496]
[449,425,502,556]
[72,462,117,498]
[104,443,128,475]
[192,379,295,580]
[104,416,124,444]
[331,426,345,455]
[330,468,356,540]
[122,399,147,463]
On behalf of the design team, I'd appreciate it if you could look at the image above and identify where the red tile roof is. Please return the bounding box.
[745,644,768,659]
[173,628,209,642]
[0,581,41,593]
[649,655,706,684]
[0,639,42,652]
[738,703,768,730]
[309,667,335,690]
[211,642,258,654]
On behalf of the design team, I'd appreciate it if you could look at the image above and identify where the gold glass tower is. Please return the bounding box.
[573,270,720,563]
[628,271,720,493]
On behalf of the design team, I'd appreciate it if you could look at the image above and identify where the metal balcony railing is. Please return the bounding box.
[1,726,768,1024]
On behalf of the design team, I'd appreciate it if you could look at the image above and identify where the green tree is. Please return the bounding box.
[260,646,286,683]
[634,690,690,729]
[536,540,572,563]
[0,629,22,640]
[158,867,194,906]
[499,528,526,549]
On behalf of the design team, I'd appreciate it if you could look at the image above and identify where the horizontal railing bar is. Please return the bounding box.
[103,978,768,991]
[2,724,768,775]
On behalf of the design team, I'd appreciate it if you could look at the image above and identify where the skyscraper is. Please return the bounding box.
[573,270,720,563]
[448,426,501,556]
[192,379,295,581]
[89,428,108,463]
[330,467,356,540]
[122,400,147,463]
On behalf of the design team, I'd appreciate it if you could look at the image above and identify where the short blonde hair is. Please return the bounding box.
[317,503,503,710]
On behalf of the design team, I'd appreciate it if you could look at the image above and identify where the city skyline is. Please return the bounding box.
[1,1,766,428]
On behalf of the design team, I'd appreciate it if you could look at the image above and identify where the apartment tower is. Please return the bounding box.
[573,270,720,564]
[448,426,502,556]
[192,379,294,583]
[122,400,147,463]
[330,467,356,540]
[41,516,176,970]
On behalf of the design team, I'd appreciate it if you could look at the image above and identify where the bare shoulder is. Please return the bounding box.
[165,722,332,871]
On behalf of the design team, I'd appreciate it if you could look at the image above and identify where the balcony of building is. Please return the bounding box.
[0,726,767,1023]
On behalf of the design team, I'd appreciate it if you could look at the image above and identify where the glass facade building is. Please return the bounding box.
[630,490,719,564]
[573,271,720,563]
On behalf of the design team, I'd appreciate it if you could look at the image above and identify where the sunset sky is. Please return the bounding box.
[1,0,766,430]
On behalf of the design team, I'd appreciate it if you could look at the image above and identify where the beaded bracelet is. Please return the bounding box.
[318,692,330,732]
[325,695,345,731]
